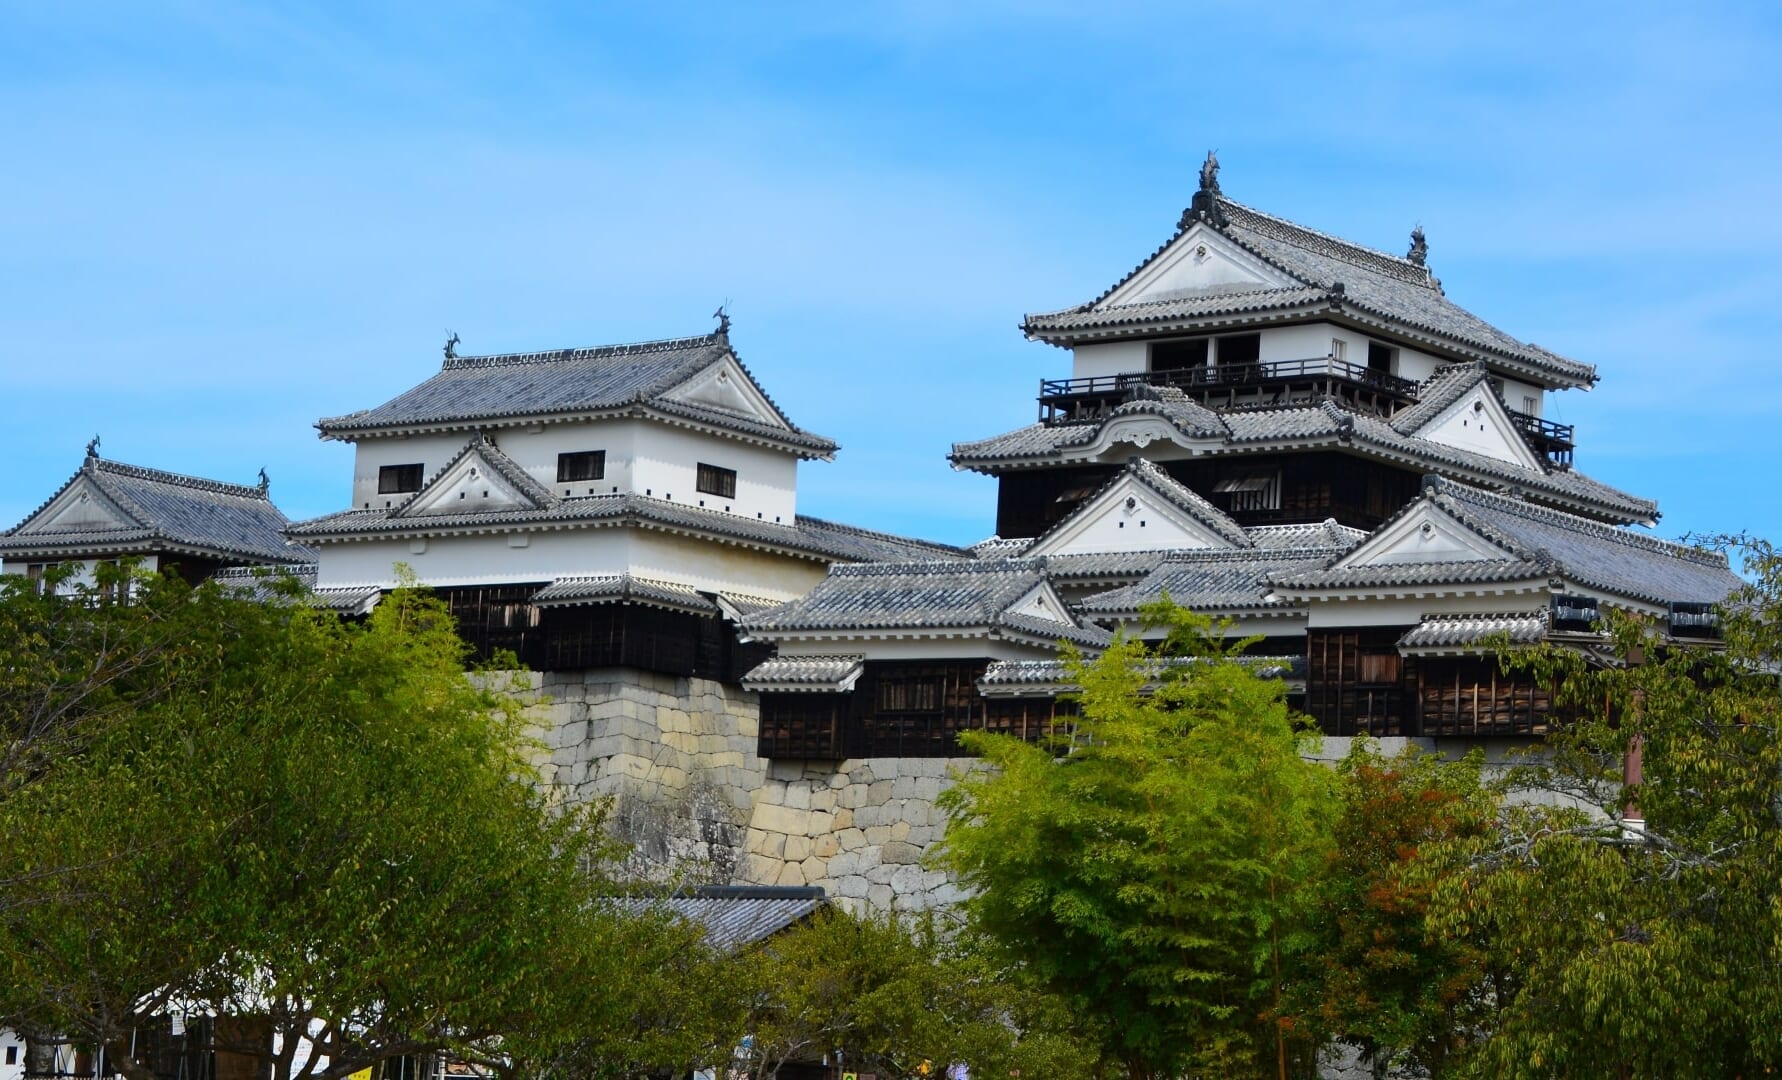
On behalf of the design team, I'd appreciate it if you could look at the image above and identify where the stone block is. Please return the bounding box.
[809,788,837,813]
[739,853,782,885]
[890,820,911,842]
[752,803,811,837]
[864,825,892,845]
[813,833,840,858]
[776,862,806,887]
[837,827,867,851]
[867,883,894,909]
[880,841,921,865]
[801,855,826,882]
[831,808,853,830]
[836,874,870,899]
[783,834,812,863]
[782,784,812,811]
[806,810,833,836]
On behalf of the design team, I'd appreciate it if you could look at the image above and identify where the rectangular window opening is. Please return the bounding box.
[1214,332,1261,371]
[1366,341,1396,374]
[696,463,737,499]
[378,463,425,494]
[556,450,606,483]
[1149,337,1209,374]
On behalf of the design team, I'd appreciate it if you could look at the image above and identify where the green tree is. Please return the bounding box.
[0,575,663,1080]
[731,906,1093,1080]
[934,604,1334,1079]
[1429,537,1782,1077]
[1297,741,1499,1078]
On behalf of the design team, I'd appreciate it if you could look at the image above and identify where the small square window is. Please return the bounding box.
[696,463,736,499]
[557,451,605,483]
[378,463,424,494]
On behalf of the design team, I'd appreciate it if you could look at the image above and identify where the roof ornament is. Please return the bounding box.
[85,434,101,459]
[1407,225,1429,267]
[1179,149,1229,231]
[257,468,270,494]
[712,304,731,343]
[444,331,460,360]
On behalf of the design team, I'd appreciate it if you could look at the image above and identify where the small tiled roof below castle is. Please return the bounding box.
[743,559,1111,650]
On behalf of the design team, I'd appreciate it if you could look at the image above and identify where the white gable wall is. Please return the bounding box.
[1101,225,1297,306]
[1414,386,1545,470]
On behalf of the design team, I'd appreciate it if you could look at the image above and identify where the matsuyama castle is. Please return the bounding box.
[2,158,1743,900]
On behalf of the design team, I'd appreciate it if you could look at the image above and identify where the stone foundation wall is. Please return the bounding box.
[516,667,965,912]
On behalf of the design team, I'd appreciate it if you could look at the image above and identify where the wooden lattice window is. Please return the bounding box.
[696,463,737,499]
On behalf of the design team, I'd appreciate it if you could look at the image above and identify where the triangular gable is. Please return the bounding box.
[1004,580,1076,626]
[657,353,792,429]
[1026,464,1245,557]
[393,441,552,518]
[1399,382,1544,471]
[14,473,142,535]
[1336,500,1520,569]
[1099,222,1302,309]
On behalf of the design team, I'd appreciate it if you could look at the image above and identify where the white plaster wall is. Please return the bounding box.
[345,419,801,522]
[0,1028,23,1080]
[1421,396,1534,464]
[349,433,475,510]
[314,523,830,597]
[1499,377,1545,417]
[629,424,798,523]
[314,529,635,589]
[626,531,827,601]
[1303,589,1552,629]
[1261,323,1344,363]
[1071,340,1147,380]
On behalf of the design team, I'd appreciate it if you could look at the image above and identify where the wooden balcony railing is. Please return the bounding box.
[1038,356,1420,425]
[1506,409,1575,466]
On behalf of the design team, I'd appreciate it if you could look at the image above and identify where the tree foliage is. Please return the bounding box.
[1297,741,1499,1078]
[0,572,668,1080]
[731,906,1092,1080]
[934,605,1334,1079]
[1427,537,1782,1077]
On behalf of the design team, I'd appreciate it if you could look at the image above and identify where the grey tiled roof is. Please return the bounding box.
[1397,611,1551,651]
[531,574,722,616]
[1,457,310,565]
[289,493,968,566]
[1025,284,1331,331]
[316,331,838,456]
[969,536,1034,558]
[1025,196,1596,386]
[742,558,1111,650]
[1244,520,1369,551]
[739,655,865,692]
[978,655,1305,697]
[952,400,1657,525]
[1274,478,1743,607]
[1076,544,1351,616]
[617,886,826,952]
[1041,549,1174,582]
[209,564,382,615]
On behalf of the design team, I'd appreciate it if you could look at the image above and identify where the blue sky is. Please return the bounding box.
[3,2,1779,549]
